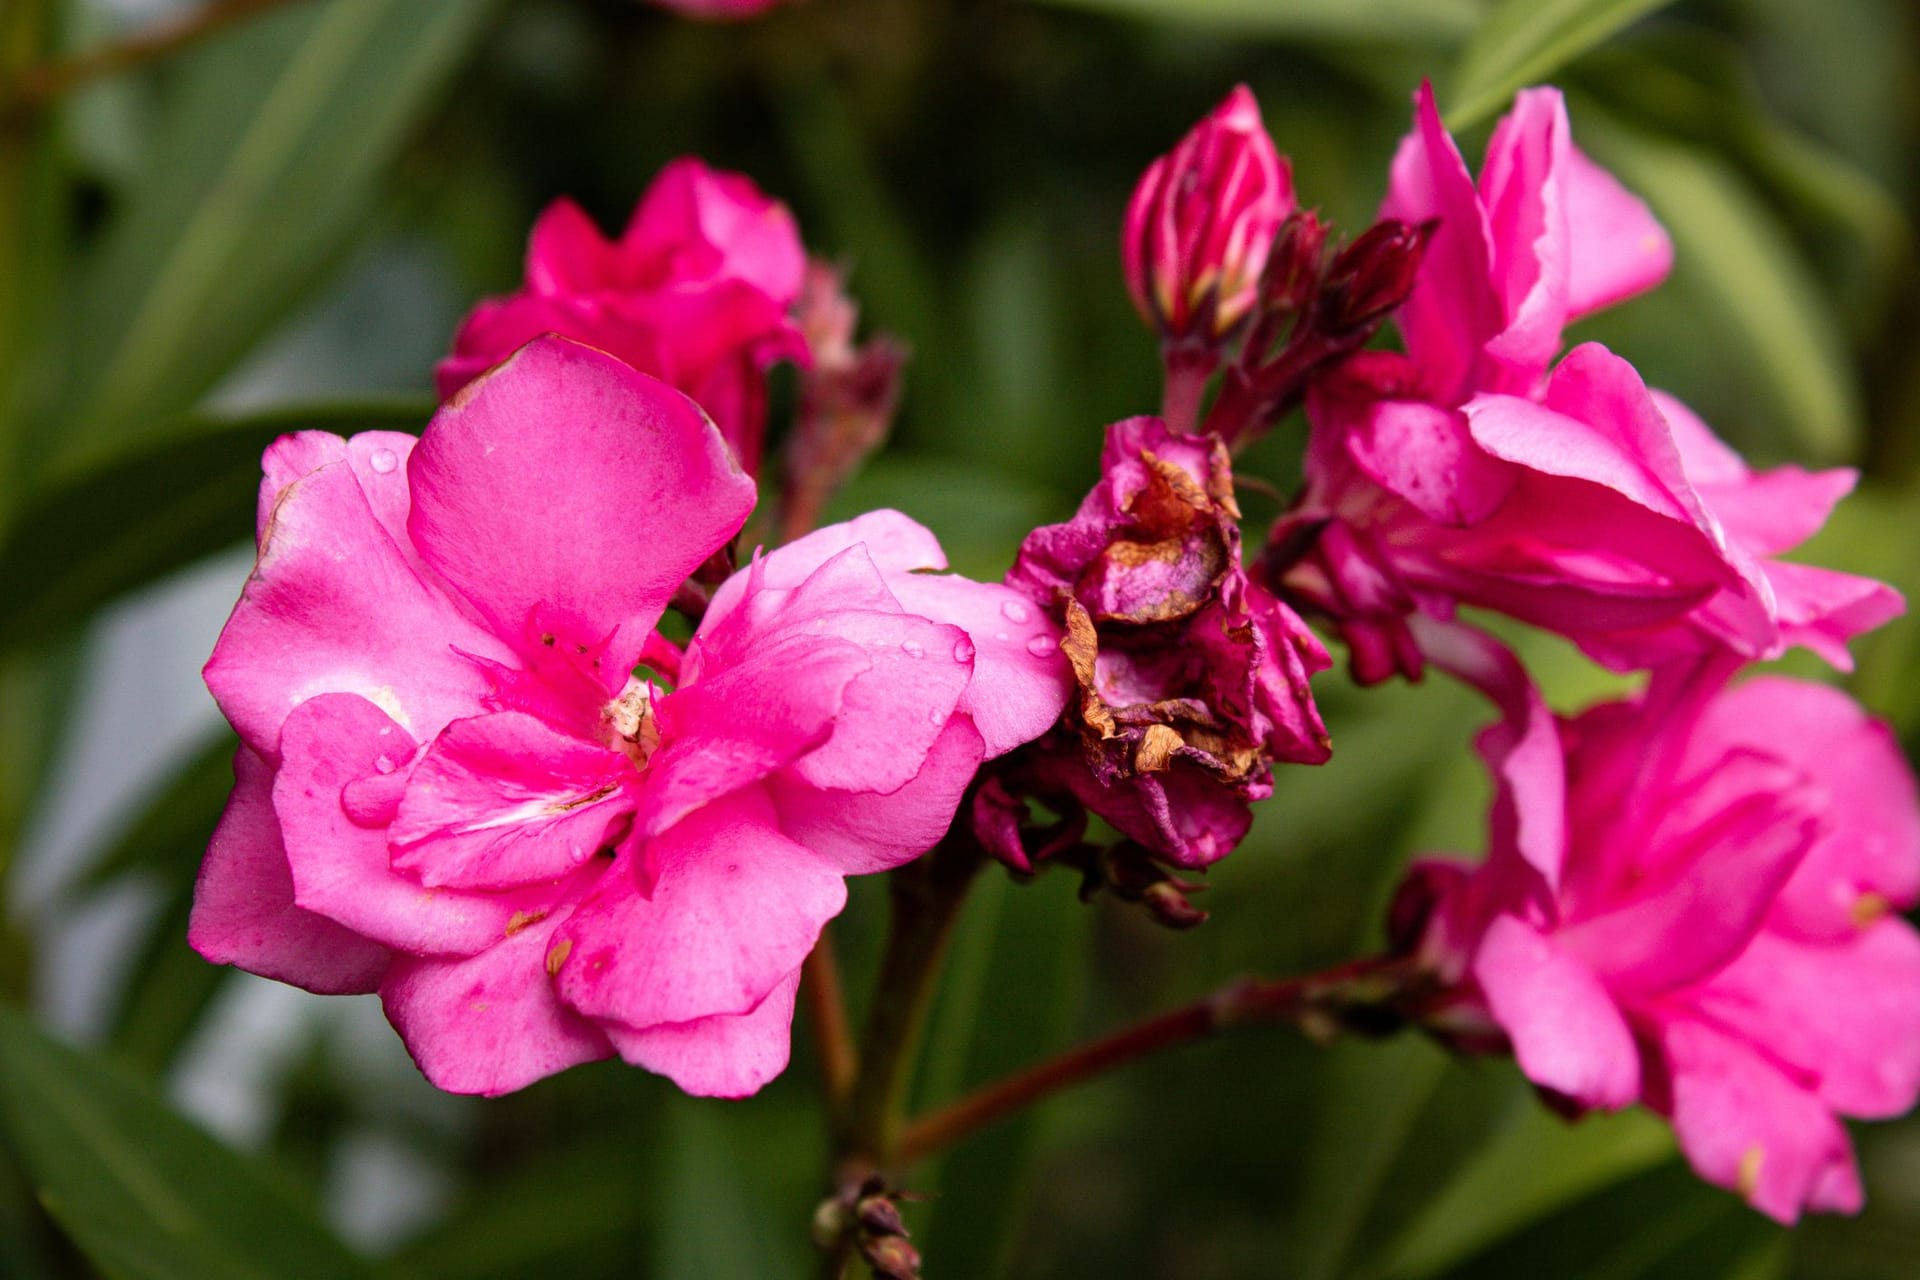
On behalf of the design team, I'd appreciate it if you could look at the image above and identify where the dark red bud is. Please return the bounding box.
[1317,218,1434,337]
[1142,879,1210,930]
[1260,209,1329,317]
[861,1234,923,1280]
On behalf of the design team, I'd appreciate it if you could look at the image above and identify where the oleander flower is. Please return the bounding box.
[1391,627,1920,1222]
[1269,86,1897,681]
[193,336,1069,1098]
[437,158,809,475]
[995,416,1329,869]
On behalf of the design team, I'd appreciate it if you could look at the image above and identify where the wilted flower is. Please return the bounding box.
[996,417,1329,869]
[437,158,810,475]
[1391,628,1920,1222]
[193,337,1068,1098]
[1122,85,1294,343]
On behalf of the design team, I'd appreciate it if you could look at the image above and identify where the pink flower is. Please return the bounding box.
[993,417,1329,869]
[193,336,1069,1098]
[437,158,810,476]
[1269,86,1899,680]
[1123,86,1294,342]
[1394,627,1920,1222]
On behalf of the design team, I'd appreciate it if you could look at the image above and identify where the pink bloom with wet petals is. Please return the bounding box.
[194,336,1069,1098]
[1123,85,1294,341]
[1271,85,1898,680]
[438,158,809,475]
[1393,628,1920,1222]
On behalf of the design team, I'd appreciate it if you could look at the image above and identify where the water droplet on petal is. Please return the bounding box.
[1025,635,1058,657]
[1000,599,1032,624]
[994,632,1010,643]
[901,639,924,658]
[369,448,398,475]
[928,708,946,725]
[951,637,976,663]
[374,754,395,774]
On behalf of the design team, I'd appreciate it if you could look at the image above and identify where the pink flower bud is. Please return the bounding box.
[1122,85,1295,341]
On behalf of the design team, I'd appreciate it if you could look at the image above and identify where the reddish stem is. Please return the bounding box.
[803,931,859,1108]
[896,955,1406,1165]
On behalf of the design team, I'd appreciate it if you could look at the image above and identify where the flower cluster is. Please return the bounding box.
[188,75,1920,1236]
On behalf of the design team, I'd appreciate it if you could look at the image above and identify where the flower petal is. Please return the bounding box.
[604,968,803,1098]
[274,693,562,956]
[408,336,755,671]
[1473,915,1640,1110]
[381,905,613,1096]
[552,788,845,1029]
[189,747,390,994]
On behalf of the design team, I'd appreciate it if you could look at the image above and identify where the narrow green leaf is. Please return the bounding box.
[0,399,430,651]
[1378,1101,1674,1278]
[48,0,493,478]
[0,1004,376,1280]
[1446,0,1676,129]
[1033,0,1483,43]
[1579,109,1864,462]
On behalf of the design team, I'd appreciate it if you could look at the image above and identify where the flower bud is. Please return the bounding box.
[1316,218,1435,338]
[1122,85,1295,341]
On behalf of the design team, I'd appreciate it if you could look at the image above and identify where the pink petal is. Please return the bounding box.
[1343,398,1514,527]
[189,747,390,994]
[1694,677,1920,937]
[699,508,948,641]
[770,715,986,875]
[1692,921,1920,1119]
[389,712,638,890]
[1477,87,1572,387]
[605,968,803,1098]
[1473,915,1640,1110]
[1555,751,1820,995]
[207,439,509,757]
[1660,1018,1862,1223]
[551,788,845,1030]
[1563,146,1673,318]
[1766,561,1905,672]
[642,629,871,838]
[1381,81,1501,404]
[525,197,617,296]
[381,905,613,1096]
[408,336,755,672]
[273,694,564,956]
[1411,618,1565,891]
[623,157,806,304]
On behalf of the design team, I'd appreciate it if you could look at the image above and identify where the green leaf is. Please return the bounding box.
[0,1003,376,1280]
[0,399,430,651]
[1032,0,1483,43]
[1377,1101,1674,1278]
[1578,108,1864,463]
[1445,0,1677,128]
[47,0,493,479]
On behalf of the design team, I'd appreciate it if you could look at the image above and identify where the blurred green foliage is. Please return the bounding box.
[1,0,1917,1276]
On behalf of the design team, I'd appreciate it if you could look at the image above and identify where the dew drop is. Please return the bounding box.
[1025,634,1058,657]
[374,754,396,775]
[369,447,399,475]
[1000,599,1032,624]
[901,639,925,658]
[951,637,976,663]
[994,632,1010,643]
[928,708,946,725]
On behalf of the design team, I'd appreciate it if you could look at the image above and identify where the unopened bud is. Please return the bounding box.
[1261,209,1328,318]
[1317,218,1434,337]
[1142,879,1210,930]
[856,1193,909,1238]
[1122,85,1295,341]
[861,1233,923,1280]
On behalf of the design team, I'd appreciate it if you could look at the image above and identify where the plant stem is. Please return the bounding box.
[1159,345,1218,435]
[895,955,1407,1165]
[838,834,982,1169]
[3,0,305,115]
[803,930,859,1110]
